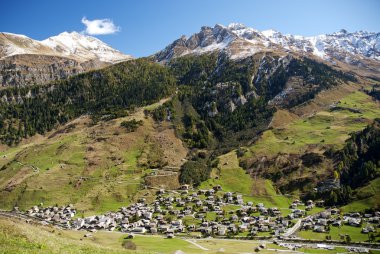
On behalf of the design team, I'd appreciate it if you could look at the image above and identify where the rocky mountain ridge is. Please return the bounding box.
[154,23,380,66]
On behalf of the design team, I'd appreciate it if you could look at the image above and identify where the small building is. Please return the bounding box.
[313,225,325,233]
[362,225,375,233]
[132,227,147,233]
[180,184,190,190]
[217,226,227,236]
[316,200,325,207]
[332,220,342,227]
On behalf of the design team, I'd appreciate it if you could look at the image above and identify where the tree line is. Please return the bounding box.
[304,119,380,206]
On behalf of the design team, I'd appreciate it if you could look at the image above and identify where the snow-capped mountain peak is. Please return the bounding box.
[41,31,132,63]
[261,29,279,37]
[0,31,132,63]
[42,31,107,53]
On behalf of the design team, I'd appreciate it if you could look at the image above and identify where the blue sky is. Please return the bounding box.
[1,0,379,57]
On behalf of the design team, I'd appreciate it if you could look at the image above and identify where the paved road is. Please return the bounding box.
[283,212,322,237]
[283,217,304,237]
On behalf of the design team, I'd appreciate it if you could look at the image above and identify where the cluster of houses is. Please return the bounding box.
[68,186,299,237]
[13,185,378,240]
[301,208,380,234]
[14,204,76,226]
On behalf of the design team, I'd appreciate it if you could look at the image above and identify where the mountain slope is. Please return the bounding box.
[41,32,132,63]
[0,32,133,87]
[0,54,107,87]
[0,59,176,145]
[0,59,183,213]
[0,101,187,213]
[0,32,56,59]
[150,25,380,209]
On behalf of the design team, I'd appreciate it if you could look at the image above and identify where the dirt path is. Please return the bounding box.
[183,239,209,251]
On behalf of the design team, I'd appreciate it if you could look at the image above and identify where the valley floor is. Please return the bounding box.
[1,216,380,254]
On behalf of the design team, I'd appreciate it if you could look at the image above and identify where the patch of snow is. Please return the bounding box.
[227,23,247,30]
[229,46,261,60]
[261,29,278,38]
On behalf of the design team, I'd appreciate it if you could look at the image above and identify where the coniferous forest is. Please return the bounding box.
[0,59,176,145]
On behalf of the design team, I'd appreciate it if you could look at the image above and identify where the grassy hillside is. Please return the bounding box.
[244,88,379,158]
[0,99,188,214]
[0,217,302,254]
[238,84,380,210]
[0,217,129,254]
[0,59,176,145]
[200,151,293,209]
[0,216,201,254]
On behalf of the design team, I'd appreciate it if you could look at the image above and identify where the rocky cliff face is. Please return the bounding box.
[0,54,106,87]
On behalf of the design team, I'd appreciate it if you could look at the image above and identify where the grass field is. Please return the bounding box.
[244,90,380,159]
[200,151,294,211]
[298,225,380,243]
[296,247,348,253]
[200,152,254,195]
[341,178,380,212]
[2,215,379,254]
[343,197,380,213]
[0,217,129,254]
[0,217,311,254]
[0,133,143,215]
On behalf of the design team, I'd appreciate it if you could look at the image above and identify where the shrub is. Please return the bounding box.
[122,240,137,250]
[120,119,143,133]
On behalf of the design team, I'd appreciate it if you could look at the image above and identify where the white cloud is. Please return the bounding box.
[81,17,120,35]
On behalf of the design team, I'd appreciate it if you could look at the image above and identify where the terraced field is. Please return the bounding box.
[0,99,188,215]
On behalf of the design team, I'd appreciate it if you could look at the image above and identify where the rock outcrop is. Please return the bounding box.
[0,54,106,87]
